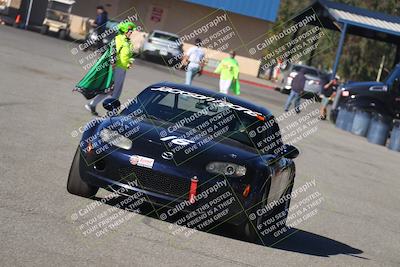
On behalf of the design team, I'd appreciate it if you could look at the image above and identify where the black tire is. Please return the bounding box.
[67,148,98,198]
[139,52,146,60]
[59,29,67,40]
[237,183,293,243]
[280,88,289,94]
[40,25,48,35]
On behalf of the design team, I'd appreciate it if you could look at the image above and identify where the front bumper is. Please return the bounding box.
[79,149,257,225]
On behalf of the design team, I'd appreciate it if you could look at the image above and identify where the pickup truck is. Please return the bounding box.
[331,64,400,121]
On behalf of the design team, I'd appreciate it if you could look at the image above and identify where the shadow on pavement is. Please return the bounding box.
[93,193,366,259]
[265,229,366,258]
[210,224,367,259]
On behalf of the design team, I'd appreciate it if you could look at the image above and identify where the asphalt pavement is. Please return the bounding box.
[0,26,399,266]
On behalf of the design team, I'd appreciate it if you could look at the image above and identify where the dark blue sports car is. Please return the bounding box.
[67,82,299,241]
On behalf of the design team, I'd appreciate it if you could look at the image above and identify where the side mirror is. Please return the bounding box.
[282,144,299,159]
[393,77,400,92]
[102,98,121,112]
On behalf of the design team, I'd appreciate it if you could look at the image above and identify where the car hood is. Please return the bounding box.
[108,116,259,166]
[344,81,385,92]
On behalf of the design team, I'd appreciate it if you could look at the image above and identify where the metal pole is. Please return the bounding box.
[331,23,347,78]
[25,0,34,29]
[376,55,385,81]
[287,27,300,64]
[331,23,348,110]
[307,27,320,66]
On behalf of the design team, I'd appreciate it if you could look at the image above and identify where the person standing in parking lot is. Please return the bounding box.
[75,22,136,116]
[320,76,339,120]
[183,38,205,85]
[284,69,306,113]
[214,50,240,95]
[93,6,108,35]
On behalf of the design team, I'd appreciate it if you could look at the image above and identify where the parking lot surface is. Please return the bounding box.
[0,26,399,266]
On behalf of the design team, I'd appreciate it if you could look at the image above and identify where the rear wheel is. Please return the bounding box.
[67,148,98,198]
[59,29,67,40]
[139,51,146,60]
[280,87,289,94]
[40,25,48,34]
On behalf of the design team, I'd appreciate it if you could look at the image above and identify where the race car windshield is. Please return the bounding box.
[122,88,282,152]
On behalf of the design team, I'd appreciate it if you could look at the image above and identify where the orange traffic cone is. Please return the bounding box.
[15,14,21,24]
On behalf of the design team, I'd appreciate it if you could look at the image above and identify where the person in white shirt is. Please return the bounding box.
[183,38,205,85]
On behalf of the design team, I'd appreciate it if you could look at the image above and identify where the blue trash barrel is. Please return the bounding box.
[388,120,400,152]
[344,107,355,132]
[335,107,346,130]
[367,113,391,146]
[351,109,371,136]
[336,106,353,131]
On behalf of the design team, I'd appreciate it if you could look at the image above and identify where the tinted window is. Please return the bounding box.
[292,66,319,76]
[122,87,283,152]
[152,32,179,42]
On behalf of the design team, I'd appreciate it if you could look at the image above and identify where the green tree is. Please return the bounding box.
[275,0,400,81]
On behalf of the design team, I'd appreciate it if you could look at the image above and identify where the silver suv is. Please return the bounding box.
[277,64,327,98]
[140,30,183,66]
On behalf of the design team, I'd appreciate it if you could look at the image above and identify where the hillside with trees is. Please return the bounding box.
[276,0,400,81]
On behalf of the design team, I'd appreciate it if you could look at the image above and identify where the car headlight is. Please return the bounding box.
[100,129,132,150]
[206,162,246,177]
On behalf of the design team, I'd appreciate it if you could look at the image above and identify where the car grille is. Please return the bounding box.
[119,166,190,199]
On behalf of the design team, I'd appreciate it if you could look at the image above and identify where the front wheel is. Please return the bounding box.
[67,148,98,198]
[59,29,67,40]
[237,183,293,243]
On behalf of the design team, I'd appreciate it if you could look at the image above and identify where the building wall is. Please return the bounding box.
[71,0,273,76]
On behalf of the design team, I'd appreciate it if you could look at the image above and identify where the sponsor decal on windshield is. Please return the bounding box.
[150,87,263,118]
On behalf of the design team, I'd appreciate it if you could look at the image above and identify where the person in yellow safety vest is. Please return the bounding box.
[214,50,240,95]
[85,21,136,116]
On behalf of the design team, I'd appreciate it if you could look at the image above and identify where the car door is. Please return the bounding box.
[390,76,400,116]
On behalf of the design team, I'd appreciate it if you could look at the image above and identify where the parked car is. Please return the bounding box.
[277,64,327,98]
[140,30,183,66]
[67,82,299,242]
[40,0,75,40]
[0,0,22,26]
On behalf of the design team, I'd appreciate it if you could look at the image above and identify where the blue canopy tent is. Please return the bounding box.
[290,0,400,79]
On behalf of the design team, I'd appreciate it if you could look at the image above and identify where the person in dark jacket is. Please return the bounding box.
[284,69,306,113]
[93,6,108,35]
[319,76,339,120]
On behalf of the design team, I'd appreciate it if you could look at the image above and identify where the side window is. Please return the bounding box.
[157,93,176,108]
